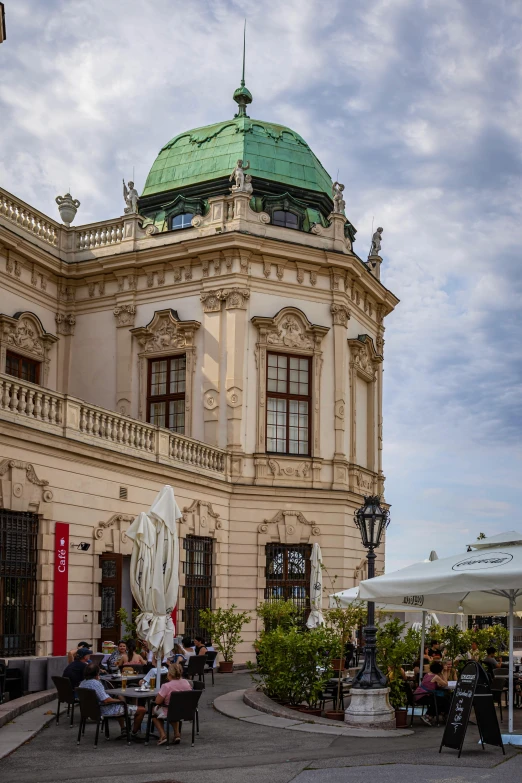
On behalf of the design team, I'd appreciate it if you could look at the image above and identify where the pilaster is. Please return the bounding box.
[113,301,136,415]
[330,302,350,489]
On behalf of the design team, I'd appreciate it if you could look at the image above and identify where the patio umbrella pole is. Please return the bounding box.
[508,591,514,734]
[419,610,426,683]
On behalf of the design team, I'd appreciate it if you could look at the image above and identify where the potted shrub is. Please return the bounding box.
[199,605,250,672]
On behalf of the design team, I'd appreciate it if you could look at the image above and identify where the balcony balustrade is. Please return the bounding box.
[0,373,228,479]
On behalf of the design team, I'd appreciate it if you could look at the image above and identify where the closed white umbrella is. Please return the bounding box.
[126,485,181,659]
[306,543,324,628]
[358,531,522,737]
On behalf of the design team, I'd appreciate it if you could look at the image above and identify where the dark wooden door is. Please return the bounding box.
[100,553,122,644]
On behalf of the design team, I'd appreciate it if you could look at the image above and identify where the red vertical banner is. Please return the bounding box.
[53,522,69,655]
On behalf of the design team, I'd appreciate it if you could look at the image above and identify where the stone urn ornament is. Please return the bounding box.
[55,193,80,226]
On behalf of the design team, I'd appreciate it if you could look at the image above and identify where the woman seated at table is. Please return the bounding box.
[168,643,186,666]
[151,663,192,745]
[414,661,450,726]
[194,636,208,656]
[123,639,146,667]
[180,637,196,658]
[107,640,128,673]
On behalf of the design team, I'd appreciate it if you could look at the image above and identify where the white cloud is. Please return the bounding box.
[2,0,522,571]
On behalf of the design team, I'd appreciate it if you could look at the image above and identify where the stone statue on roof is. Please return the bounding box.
[123,179,139,214]
[369,227,383,257]
[332,181,345,214]
[229,159,251,192]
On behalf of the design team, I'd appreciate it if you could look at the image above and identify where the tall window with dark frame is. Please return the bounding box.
[265,543,312,625]
[266,353,311,455]
[182,536,213,639]
[0,510,38,657]
[147,355,186,433]
[5,351,40,384]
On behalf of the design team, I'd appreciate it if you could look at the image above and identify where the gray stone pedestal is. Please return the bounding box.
[344,687,395,729]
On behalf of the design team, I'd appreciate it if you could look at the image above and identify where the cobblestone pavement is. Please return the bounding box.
[2,672,520,783]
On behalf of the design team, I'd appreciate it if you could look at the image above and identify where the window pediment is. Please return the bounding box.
[0,311,58,361]
[348,334,382,380]
[131,308,200,355]
[252,307,329,353]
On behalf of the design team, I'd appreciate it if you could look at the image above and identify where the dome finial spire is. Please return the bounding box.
[233,19,252,118]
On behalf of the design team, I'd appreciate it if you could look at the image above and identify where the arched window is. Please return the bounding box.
[272,210,299,229]
[171,212,194,230]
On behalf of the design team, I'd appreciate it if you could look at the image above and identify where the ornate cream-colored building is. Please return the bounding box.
[0,80,398,662]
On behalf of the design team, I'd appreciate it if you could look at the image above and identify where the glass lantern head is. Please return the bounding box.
[354,495,390,549]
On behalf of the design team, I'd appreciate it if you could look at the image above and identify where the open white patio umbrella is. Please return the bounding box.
[306,543,324,628]
[126,485,181,659]
[358,531,522,736]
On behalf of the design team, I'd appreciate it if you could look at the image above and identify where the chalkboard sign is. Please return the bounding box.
[440,661,504,758]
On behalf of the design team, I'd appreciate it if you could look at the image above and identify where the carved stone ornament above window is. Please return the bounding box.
[257,509,321,545]
[348,334,382,381]
[93,512,136,555]
[0,311,58,387]
[0,458,53,514]
[252,307,329,353]
[180,499,223,540]
[131,308,200,353]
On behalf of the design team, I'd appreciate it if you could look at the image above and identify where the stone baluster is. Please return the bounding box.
[41,393,50,422]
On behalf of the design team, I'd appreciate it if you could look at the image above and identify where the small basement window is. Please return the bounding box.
[171,213,194,231]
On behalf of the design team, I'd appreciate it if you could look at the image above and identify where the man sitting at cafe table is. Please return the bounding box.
[483,647,502,679]
[63,648,92,689]
[79,664,147,740]
[67,640,91,664]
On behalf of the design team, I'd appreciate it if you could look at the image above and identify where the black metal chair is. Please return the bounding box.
[165,690,202,747]
[185,656,206,683]
[191,680,205,734]
[52,676,78,727]
[204,651,218,685]
[76,687,131,746]
[319,680,346,712]
[491,675,508,721]
[404,681,439,726]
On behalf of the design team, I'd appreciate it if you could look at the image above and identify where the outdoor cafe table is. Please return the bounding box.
[109,687,160,743]
[101,674,143,684]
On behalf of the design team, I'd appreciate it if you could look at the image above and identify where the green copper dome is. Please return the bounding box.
[141,116,333,198]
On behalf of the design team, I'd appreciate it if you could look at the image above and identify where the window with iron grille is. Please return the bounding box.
[147,355,186,433]
[5,351,40,384]
[266,353,311,455]
[182,536,213,639]
[265,543,311,625]
[0,510,38,657]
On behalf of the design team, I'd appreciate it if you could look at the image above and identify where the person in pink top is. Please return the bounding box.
[152,662,192,745]
[414,661,450,726]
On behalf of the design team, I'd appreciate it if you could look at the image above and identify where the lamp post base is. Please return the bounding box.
[344,687,395,730]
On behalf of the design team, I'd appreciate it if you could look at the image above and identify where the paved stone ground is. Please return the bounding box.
[2,672,520,783]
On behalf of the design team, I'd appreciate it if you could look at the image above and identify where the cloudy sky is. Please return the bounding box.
[1,0,521,570]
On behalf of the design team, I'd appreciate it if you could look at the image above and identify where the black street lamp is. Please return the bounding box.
[352,495,390,689]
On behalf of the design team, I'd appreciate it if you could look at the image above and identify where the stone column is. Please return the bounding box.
[113,302,136,415]
[55,312,76,394]
[222,288,250,475]
[330,303,350,489]
[200,290,222,446]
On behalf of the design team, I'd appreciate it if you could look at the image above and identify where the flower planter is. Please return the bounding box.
[395,708,408,728]
[330,658,346,671]
[218,661,234,673]
[324,709,345,721]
